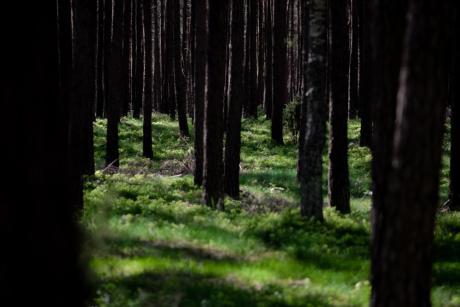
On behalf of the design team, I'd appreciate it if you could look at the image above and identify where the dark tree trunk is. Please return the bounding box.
[225,0,245,199]
[153,0,162,112]
[105,0,124,167]
[73,0,97,176]
[143,0,154,159]
[247,0,258,117]
[348,0,359,119]
[122,0,133,117]
[370,0,408,297]
[133,0,145,119]
[358,0,372,147]
[204,0,229,209]
[174,0,190,137]
[328,0,350,214]
[272,0,286,144]
[265,0,273,119]
[257,0,265,114]
[96,0,106,118]
[193,0,207,186]
[450,9,459,210]
[298,0,327,220]
[371,1,449,306]
[166,0,176,119]
[1,1,88,304]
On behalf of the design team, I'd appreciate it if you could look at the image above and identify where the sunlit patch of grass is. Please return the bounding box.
[85,116,458,306]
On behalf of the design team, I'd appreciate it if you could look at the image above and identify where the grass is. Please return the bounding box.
[83,114,460,306]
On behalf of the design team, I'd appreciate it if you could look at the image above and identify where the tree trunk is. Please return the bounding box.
[298,0,327,220]
[1,1,89,304]
[450,9,459,210]
[371,1,449,306]
[348,0,359,119]
[225,0,245,199]
[328,0,350,214]
[370,0,408,297]
[96,0,106,118]
[265,0,273,119]
[105,0,124,167]
[204,0,229,209]
[358,0,372,147]
[73,0,97,176]
[174,0,190,137]
[272,0,286,144]
[193,0,207,186]
[143,0,154,159]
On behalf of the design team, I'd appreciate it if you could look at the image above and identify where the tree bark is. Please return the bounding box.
[73,0,97,176]
[204,0,229,209]
[264,0,273,119]
[450,8,459,210]
[143,0,154,159]
[272,0,287,144]
[348,0,359,119]
[105,0,124,167]
[193,0,207,186]
[225,0,245,199]
[371,1,449,306]
[328,0,350,214]
[174,0,190,137]
[1,1,89,304]
[358,0,372,147]
[298,0,327,220]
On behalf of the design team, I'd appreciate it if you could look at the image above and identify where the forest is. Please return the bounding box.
[0,0,459,306]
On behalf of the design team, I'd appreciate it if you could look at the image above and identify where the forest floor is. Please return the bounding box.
[83,114,460,307]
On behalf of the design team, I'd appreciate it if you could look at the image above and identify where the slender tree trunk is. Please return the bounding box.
[371,1,449,306]
[272,0,286,144]
[450,9,459,210]
[122,0,133,117]
[143,0,154,159]
[153,0,162,112]
[225,0,245,199]
[96,0,106,118]
[105,0,123,167]
[265,0,273,119]
[73,0,96,177]
[298,0,327,220]
[328,0,350,213]
[174,0,190,137]
[348,0,359,119]
[358,0,372,147]
[193,0,207,186]
[204,0,229,209]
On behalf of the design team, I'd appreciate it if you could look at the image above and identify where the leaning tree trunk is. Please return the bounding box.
[371,1,449,306]
[225,0,245,199]
[143,0,154,159]
[1,1,89,304]
[328,0,350,214]
[298,0,328,220]
[272,0,287,144]
[204,0,229,209]
[193,0,207,186]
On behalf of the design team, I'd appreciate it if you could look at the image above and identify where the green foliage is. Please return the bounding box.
[84,115,458,306]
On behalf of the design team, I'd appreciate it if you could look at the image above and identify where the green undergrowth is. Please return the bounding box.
[84,114,459,306]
